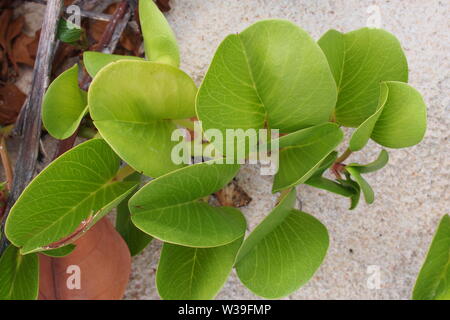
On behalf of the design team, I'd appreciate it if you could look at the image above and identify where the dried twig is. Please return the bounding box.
[0,0,64,255]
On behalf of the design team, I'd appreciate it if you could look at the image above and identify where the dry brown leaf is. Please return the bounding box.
[215,179,252,208]
[0,48,8,80]
[11,33,35,67]
[38,218,131,300]
[0,83,26,125]
[88,3,118,43]
[6,15,25,72]
[156,0,171,12]
[119,26,142,56]
[0,9,12,51]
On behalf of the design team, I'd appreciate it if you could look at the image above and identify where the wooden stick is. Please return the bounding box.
[0,0,64,255]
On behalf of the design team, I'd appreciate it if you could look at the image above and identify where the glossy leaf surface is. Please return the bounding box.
[42,64,87,139]
[413,214,450,300]
[139,0,179,66]
[236,189,329,298]
[130,162,246,247]
[0,245,39,300]
[5,139,137,254]
[89,60,197,178]
[318,28,408,127]
[157,237,243,299]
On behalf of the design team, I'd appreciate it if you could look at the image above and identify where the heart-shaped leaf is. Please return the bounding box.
[370,82,427,148]
[83,51,143,78]
[272,123,343,192]
[129,161,246,247]
[5,139,138,254]
[157,237,243,300]
[0,245,39,300]
[89,60,197,178]
[42,64,87,139]
[116,173,152,256]
[196,19,337,156]
[413,214,450,300]
[235,188,329,298]
[139,0,179,66]
[350,82,426,150]
[39,218,131,300]
[318,28,408,127]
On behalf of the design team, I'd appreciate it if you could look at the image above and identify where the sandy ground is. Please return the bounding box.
[10,0,450,300]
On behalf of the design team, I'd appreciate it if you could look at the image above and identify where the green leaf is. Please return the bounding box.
[157,237,243,300]
[305,177,354,197]
[311,151,338,178]
[413,214,450,300]
[235,189,329,298]
[272,123,343,192]
[83,51,143,78]
[5,139,138,254]
[116,173,152,256]
[318,28,408,127]
[371,81,427,148]
[337,177,361,210]
[344,167,374,204]
[0,245,39,300]
[350,82,427,150]
[196,19,337,155]
[57,19,83,44]
[129,161,246,247]
[42,64,87,139]
[347,149,389,174]
[41,244,76,257]
[139,0,179,66]
[304,151,355,197]
[349,83,389,151]
[89,60,197,178]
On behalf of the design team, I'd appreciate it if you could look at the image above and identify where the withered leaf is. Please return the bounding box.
[156,0,171,12]
[0,83,26,125]
[38,218,131,300]
[11,33,36,67]
[215,179,252,208]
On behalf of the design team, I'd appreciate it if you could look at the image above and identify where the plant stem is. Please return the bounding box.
[335,148,352,164]
[0,136,13,191]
